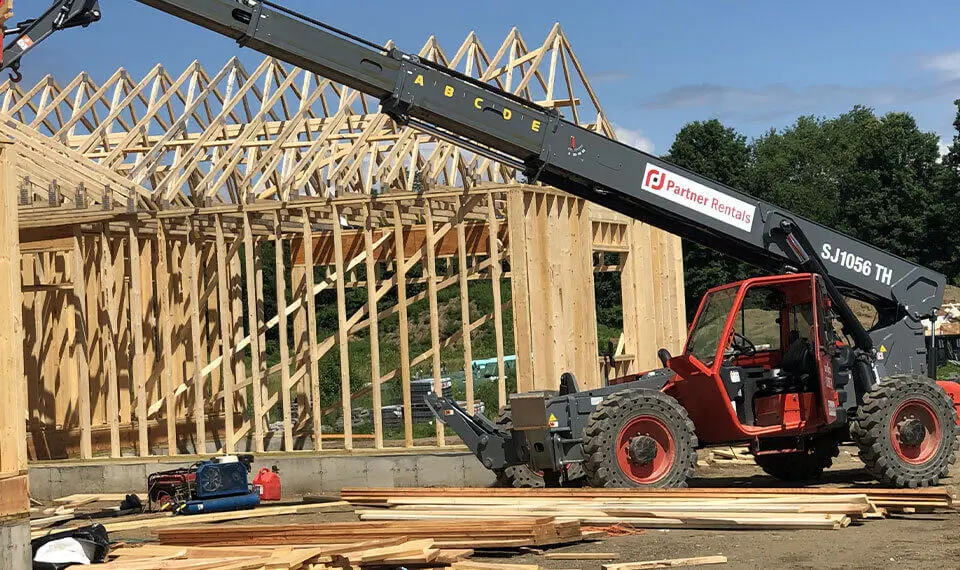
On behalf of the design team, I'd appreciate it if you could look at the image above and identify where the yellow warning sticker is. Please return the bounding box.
[879,345,887,353]
[548,413,559,428]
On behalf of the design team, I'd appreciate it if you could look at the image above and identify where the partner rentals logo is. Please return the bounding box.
[644,168,666,191]
[641,164,756,233]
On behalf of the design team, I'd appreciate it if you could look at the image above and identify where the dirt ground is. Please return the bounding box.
[51,445,960,570]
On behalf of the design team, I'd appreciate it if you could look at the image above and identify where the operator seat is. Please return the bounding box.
[781,331,818,392]
[756,331,817,395]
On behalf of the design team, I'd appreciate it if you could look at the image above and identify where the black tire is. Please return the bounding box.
[493,407,584,487]
[850,374,959,488]
[754,436,841,481]
[582,389,698,488]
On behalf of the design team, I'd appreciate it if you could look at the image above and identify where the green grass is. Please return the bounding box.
[938,362,960,380]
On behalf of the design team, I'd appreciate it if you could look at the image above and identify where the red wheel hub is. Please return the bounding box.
[890,399,941,465]
[616,416,675,484]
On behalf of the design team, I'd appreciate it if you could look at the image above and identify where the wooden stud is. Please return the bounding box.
[0,142,29,479]
[155,220,177,455]
[72,226,92,460]
[487,193,507,409]
[332,204,353,450]
[301,209,322,451]
[274,211,294,450]
[507,188,533,393]
[393,202,413,447]
[187,219,207,453]
[423,201,444,446]
[99,223,120,458]
[242,212,265,452]
[127,221,149,456]
[457,197,474,413]
[364,204,384,448]
[214,214,236,452]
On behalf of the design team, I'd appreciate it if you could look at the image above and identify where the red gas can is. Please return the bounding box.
[253,467,281,501]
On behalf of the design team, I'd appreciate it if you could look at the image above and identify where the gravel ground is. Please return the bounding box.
[46,444,960,570]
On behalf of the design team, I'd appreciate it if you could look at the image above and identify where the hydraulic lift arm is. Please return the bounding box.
[5,0,948,376]
[0,0,100,82]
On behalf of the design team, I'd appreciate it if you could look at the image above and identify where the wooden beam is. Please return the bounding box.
[393,202,413,448]
[214,214,236,452]
[72,226,92,460]
[155,220,177,456]
[423,201,444,447]
[364,204,384,449]
[99,224,120,457]
[487,194,507,409]
[332,204,353,450]
[0,142,29,480]
[127,222,149,456]
[301,209,322,451]
[457,197,474,413]
[274,211,293,450]
[187,221,207,453]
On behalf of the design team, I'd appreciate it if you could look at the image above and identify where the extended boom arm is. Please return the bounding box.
[5,0,947,374]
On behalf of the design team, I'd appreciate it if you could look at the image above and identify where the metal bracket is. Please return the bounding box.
[237,1,264,47]
[380,59,418,126]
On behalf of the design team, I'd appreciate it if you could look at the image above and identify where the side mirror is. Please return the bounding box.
[658,348,672,367]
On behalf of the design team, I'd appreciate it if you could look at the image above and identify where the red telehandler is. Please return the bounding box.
[6,0,959,489]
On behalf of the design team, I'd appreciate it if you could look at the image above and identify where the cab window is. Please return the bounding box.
[731,286,784,352]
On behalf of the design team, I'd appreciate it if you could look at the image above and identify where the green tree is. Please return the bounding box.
[748,106,946,273]
[933,99,960,284]
[663,119,756,318]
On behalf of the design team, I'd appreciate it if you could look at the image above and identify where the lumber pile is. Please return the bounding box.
[31,500,353,539]
[155,517,584,549]
[706,446,755,466]
[341,486,954,531]
[100,540,475,569]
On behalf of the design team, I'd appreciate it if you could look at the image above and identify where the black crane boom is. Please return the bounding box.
[3,0,947,377]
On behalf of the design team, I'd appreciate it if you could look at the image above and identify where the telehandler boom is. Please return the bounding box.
[5,0,958,488]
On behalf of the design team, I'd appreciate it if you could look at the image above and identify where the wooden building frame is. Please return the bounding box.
[4,25,686,460]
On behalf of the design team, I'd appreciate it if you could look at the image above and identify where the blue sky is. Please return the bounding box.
[15,0,960,155]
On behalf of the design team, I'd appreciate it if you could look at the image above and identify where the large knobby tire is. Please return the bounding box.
[582,389,698,488]
[754,436,841,481]
[493,407,584,487]
[850,374,960,488]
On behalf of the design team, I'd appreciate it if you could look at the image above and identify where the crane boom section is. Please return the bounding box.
[132,0,944,322]
[4,0,946,331]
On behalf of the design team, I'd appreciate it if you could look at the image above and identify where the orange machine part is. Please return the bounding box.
[754,392,821,430]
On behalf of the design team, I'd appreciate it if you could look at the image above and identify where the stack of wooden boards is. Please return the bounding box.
[342,486,956,531]
[30,499,354,539]
[97,540,474,569]
[155,518,585,549]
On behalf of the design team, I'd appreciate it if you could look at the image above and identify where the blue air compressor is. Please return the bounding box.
[147,454,260,515]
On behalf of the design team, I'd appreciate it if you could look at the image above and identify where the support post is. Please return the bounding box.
[0,141,31,568]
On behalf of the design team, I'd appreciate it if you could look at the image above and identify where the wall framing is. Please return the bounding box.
[3,24,686,461]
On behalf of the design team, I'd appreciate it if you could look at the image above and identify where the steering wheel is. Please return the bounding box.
[731,331,757,357]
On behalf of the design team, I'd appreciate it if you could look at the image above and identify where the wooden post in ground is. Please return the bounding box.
[0,140,33,567]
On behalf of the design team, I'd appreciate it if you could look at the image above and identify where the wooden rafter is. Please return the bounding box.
[2,24,615,212]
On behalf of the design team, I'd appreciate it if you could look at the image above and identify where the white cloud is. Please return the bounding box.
[940,138,951,156]
[924,51,960,79]
[613,123,655,154]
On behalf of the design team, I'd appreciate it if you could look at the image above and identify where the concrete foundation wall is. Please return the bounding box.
[28,451,497,501]
[0,520,31,570]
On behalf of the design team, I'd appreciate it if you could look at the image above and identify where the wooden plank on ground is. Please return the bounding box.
[603,555,728,570]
